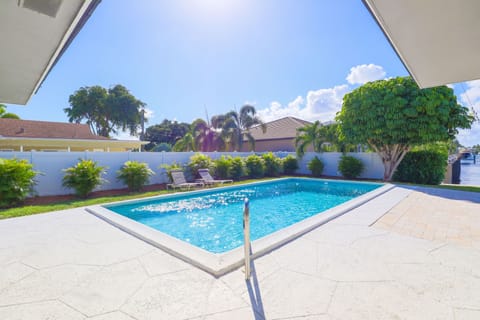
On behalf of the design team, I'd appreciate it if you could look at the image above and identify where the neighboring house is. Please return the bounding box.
[0,119,146,152]
[240,117,312,152]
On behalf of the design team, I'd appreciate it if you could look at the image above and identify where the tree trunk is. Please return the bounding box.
[368,142,410,181]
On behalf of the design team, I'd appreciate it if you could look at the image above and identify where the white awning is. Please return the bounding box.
[363,0,480,88]
[0,0,101,104]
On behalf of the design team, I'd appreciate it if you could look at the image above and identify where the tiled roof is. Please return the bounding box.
[246,117,312,141]
[0,119,110,140]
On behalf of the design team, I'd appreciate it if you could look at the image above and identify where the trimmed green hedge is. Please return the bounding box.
[338,155,364,179]
[393,150,447,185]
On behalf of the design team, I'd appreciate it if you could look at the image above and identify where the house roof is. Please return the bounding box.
[247,117,312,141]
[0,118,109,140]
[363,0,480,88]
[0,0,101,104]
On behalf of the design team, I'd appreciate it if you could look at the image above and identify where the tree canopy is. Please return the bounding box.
[64,85,145,138]
[336,77,474,181]
[0,104,20,119]
[143,119,190,151]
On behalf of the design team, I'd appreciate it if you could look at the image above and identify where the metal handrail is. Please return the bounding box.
[243,198,251,280]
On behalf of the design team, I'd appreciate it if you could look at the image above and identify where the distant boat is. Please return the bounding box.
[460,152,476,164]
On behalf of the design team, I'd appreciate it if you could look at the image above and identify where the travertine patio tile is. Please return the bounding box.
[0,300,85,320]
[201,307,261,320]
[270,237,318,275]
[0,264,99,306]
[389,262,480,309]
[454,308,480,320]
[0,262,35,291]
[430,244,480,278]
[315,243,392,282]
[241,269,336,319]
[328,281,454,320]
[61,260,149,317]
[220,252,281,296]
[137,249,191,276]
[304,224,387,246]
[351,232,440,264]
[90,311,137,320]
[122,269,243,320]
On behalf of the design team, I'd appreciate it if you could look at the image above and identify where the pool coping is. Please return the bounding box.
[87,178,395,276]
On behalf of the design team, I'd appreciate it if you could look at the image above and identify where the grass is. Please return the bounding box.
[0,178,273,220]
[1,177,478,220]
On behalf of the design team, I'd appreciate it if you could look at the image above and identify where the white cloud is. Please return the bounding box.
[143,107,155,120]
[346,64,386,85]
[258,85,349,123]
[257,64,381,124]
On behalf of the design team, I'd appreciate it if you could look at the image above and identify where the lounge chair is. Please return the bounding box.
[198,168,233,186]
[167,170,204,189]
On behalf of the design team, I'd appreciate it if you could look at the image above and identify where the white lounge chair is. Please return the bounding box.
[167,170,204,189]
[198,168,233,186]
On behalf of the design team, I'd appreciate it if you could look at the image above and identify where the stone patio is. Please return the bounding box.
[0,185,479,319]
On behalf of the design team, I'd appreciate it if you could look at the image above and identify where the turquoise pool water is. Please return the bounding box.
[106,178,382,253]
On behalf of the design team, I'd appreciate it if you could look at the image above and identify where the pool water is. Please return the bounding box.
[106,179,382,253]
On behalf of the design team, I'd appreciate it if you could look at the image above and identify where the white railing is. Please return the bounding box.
[243,198,251,280]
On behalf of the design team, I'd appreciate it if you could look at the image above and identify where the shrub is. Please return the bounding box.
[0,158,38,208]
[214,156,231,179]
[262,152,282,177]
[308,156,324,177]
[282,155,299,174]
[117,161,155,192]
[229,156,245,181]
[160,162,183,182]
[393,150,447,185]
[338,155,364,179]
[188,153,214,177]
[151,143,172,152]
[245,154,265,178]
[62,159,106,198]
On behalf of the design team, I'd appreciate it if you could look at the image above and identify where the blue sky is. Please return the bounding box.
[5,0,479,146]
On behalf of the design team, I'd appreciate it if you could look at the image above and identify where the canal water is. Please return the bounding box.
[460,162,480,186]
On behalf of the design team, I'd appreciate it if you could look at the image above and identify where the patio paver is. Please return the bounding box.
[0,185,479,319]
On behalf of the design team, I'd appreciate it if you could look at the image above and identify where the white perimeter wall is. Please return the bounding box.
[0,151,384,196]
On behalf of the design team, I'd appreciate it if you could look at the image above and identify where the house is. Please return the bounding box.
[0,119,146,152]
[240,117,312,152]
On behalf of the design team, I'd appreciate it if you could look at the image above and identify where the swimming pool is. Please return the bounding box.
[88,178,392,275]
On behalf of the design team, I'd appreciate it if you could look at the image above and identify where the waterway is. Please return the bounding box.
[460,161,480,186]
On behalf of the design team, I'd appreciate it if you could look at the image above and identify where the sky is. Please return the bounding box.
[5,0,480,146]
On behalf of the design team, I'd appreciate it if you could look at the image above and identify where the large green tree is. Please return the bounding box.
[336,77,474,181]
[0,104,20,119]
[144,119,190,150]
[220,105,266,151]
[64,85,145,137]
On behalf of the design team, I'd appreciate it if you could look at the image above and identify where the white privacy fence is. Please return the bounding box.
[0,151,384,196]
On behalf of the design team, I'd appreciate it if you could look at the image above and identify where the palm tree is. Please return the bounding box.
[295,120,325,157]
[221,105,266,151]
[173,132,196,151]
[0,104,20,119]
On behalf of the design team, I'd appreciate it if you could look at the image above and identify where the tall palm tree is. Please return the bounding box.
[295,120,325,157]
[221,105,266,151]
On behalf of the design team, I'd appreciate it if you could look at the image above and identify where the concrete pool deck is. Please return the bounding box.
[0,185,479,319]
